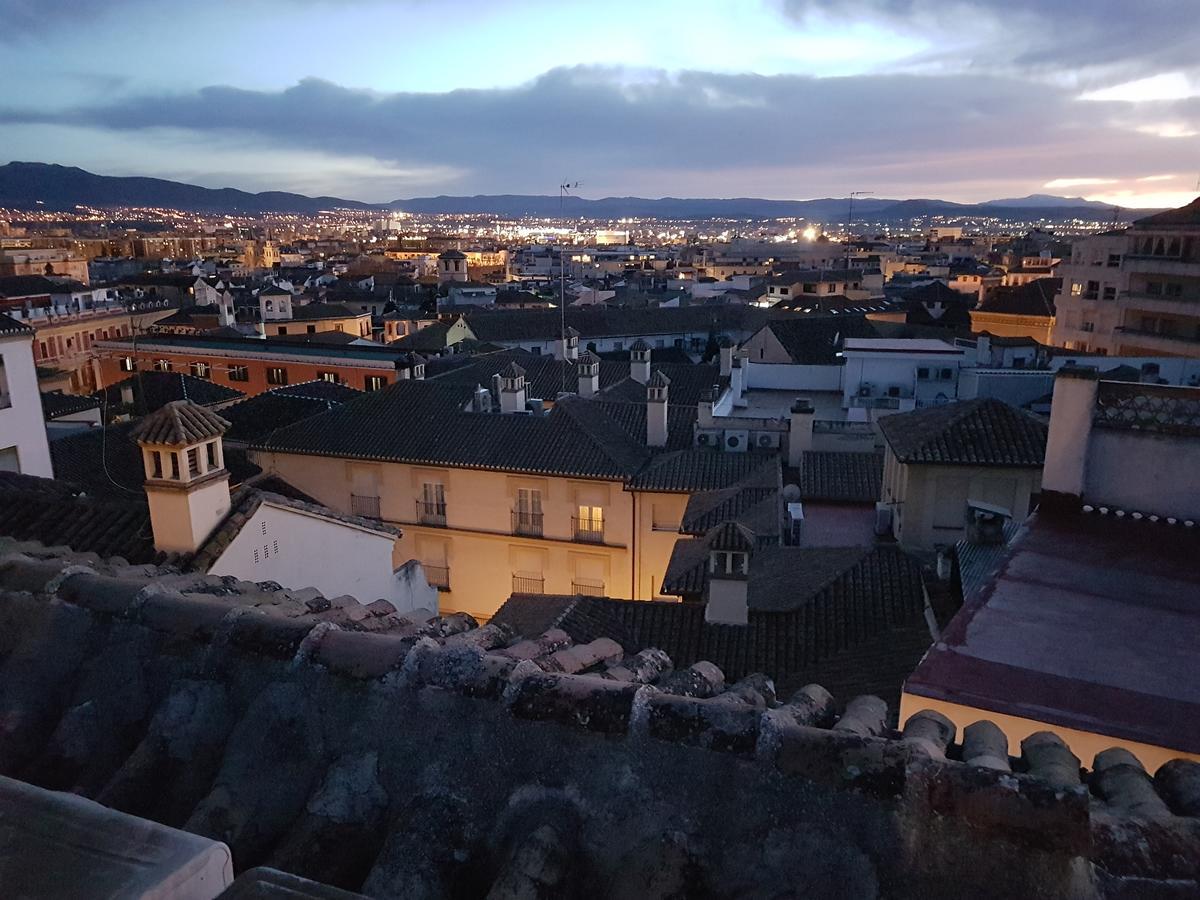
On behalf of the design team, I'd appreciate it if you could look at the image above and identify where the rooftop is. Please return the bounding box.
[909,507,1200,756]
[0,541,1196,895]
[879,398,1048,467]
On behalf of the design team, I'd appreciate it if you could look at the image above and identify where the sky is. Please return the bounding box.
[0,0,1198,207]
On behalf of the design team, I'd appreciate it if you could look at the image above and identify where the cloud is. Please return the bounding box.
[2,66,1197,200]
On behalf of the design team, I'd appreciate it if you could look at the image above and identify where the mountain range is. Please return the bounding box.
[0,162,1160,222]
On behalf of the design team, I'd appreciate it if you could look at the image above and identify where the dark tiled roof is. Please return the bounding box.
[464,305,767,343]
[0,471,157,563]
[757,315,879,364]
[497,545,928,690]
[389,320,460,352]
[797,451,883,502]
[130,400,230,446]
[879,398,1047,467]
[0,313,33,336]
[220,382,362,443]
[40,390,100,420]
[1134,196,1200,227]
[596,345,693,364]
[904,282,972,328]
[0,275,65,297]
[290,303,365,321]
[627,449,778,493]
[98,371,245,413]
[977,279,1058,317]
[592,361,719,408]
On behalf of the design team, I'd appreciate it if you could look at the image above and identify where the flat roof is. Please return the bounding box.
[841,338,963,355]
[906,509,1200,754]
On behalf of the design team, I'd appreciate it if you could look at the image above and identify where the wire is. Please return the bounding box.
[97,389,144,495]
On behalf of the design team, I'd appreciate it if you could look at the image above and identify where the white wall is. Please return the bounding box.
[209,501,437,615]
[1086,429,1200,519]
[0,334,53,477]
[743,359,842,392]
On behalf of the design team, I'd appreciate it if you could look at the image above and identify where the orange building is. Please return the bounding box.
[92,333,417,397]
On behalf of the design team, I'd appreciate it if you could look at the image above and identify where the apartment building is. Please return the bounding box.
[1054,197,1200,357]
[0,314,53,476]
[250,349,774,620]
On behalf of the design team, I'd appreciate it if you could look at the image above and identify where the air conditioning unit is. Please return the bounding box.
[695,429,721,447]
[754,432,781,449]
[723,429,749,452]
[874,502,893,536]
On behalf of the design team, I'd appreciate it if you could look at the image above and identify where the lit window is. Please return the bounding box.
[190,361,211,379]
[317,371,340,383]
[267,367,288,385]
[228,365,249,382]
[365,375,386,391]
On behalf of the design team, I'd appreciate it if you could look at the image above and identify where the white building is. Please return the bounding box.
[840,338,966,419]
[0,314,53,476]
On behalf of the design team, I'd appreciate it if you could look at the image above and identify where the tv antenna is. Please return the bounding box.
[845,191,873,268]
[559,181,580,395]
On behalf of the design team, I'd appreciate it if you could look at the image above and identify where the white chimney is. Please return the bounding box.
[788,398,815,469]
[131,400,232,555]
[719,339,734,378]
[630,339,651,384]
[697,388,715,428]
[499,362,527,414]
[646,369,670,448]
[1042,366,1099,506]
[558,326,580,362]
[577,350,600,398]
[730,355,745,404]
[704,523,753,625]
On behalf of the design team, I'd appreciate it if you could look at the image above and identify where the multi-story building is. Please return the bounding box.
[0,248,90,284]
[0,313,53,476]
[1054,197,1200,357]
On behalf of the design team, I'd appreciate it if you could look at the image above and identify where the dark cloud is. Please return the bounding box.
[782,0,1200,82]
[2,66,1196,197]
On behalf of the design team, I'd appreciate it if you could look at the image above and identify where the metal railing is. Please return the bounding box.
[512,573,545,594]
[571,578,605,596]
[416,499,447,526]
[511,509,544,537]
[350,494,381,518]
[422,564,450,592]
[571,516,604,543]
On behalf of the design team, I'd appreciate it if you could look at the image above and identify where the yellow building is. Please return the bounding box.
[250,349,773,620]
[878,398,1047,551]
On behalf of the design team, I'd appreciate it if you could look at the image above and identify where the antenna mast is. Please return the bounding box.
[845,190,873,269]
[559,180,579,395]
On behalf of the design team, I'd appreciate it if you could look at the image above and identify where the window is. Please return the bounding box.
[1081,322,1095,333]
[267,367,288,385]
[150,450,162,478]
[419,482,447,524]
[513,488,543,536]
[612,341,624,352]
[826,284,836,294]
[1166,283,1184,298]
[939,368,953,380]
[228,365,249,382]
[1147,281,1163,296]
[1107,254,1121,268]
[169,453,180,479]
[1070,282,1082,297]
[154,359,172,372]
[317,371,340,383]
[276,326,288,335]
[120,356,136,372]
[187,447,200,476]
[916,367,930,380]
[1084,281,1099,300]
[190,361,211,379]
[574,505,604,542]
[1102,286,1116,301]
[206,441,218,469]
[365,375,386,391]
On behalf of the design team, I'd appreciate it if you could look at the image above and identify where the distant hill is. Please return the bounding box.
[0,161,1161,222]
[0,162,377,214]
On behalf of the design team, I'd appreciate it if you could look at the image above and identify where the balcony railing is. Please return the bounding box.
[571,516,605,543]
[422,564,450,592]
[511,509,544,537]
[512,573,545,594]
[571,578,605,596]
[1115,327,1200,346]
[416,499,447,526]
[350,493,381,518]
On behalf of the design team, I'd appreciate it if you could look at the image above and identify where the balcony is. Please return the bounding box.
[511,509,544,537]
[1114,327,1200,353]
[1124,292,1200,316]
[1123,256,1199,277]
[512,573,545,594]
[571,578,605,596]
[422,564,450,592]
[416,499,447,527]
[350,494,381,518]
[571,516,605,543]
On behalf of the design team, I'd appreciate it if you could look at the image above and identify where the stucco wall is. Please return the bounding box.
[1085,429,1200,517]
[209,502,433,614]
[0,335,53,477]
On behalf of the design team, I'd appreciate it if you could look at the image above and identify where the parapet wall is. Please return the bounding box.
[0,545,1197,899]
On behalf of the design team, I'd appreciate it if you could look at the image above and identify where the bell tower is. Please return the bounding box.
[131,400,232,555]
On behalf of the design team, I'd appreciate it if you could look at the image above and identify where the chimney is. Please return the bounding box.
[558,326,580,362]
[788,398,814,469]
[697,388,715,428]
[646,369,670,448]
[630,339,651,384]
[730,355,745,404]
[577,350,600,398]
[120,382,135,406]
[976,333,992,367]
[1041,366,1099,508]
[499,361,527,414]
[718,337,734,377]
[131,400,232,555]
[704,523,753,625]
[490,373,503,409]
[405,352,426,380]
